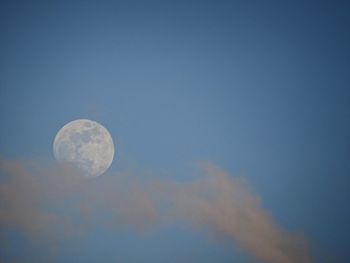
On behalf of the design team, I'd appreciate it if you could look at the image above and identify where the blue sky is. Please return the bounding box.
[0,1,350,262]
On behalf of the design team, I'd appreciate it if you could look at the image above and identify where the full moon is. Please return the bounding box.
[53,119,114,177]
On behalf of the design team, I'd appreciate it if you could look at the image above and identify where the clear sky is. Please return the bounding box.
[0,1,349,262]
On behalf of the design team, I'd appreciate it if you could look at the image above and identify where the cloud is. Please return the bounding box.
[172,163,312,263]
[0,159,312,263]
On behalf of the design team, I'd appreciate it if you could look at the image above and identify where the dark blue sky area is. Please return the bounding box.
[0,1,349,262]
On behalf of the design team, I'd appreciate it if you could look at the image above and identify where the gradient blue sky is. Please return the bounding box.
[0,1,349,262]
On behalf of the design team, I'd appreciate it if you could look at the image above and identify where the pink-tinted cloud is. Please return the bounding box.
[0,159,312,263]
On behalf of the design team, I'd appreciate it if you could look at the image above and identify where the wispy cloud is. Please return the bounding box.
[0,159,312,263]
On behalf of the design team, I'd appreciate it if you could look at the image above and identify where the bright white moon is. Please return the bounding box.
[53,119,114,177]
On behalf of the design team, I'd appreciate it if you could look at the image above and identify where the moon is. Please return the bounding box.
[53,119,114,177]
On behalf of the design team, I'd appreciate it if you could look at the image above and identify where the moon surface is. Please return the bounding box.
[53,119,114,177]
